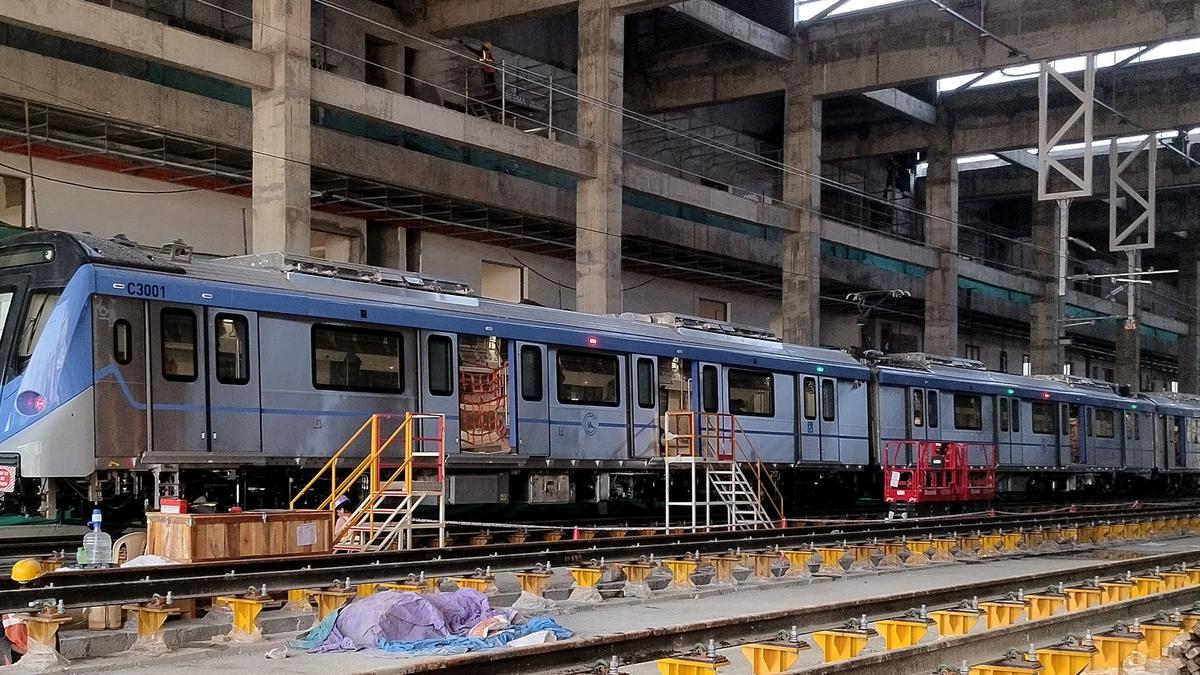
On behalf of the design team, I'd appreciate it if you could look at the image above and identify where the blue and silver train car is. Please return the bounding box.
[871,354,1157,493]
[0,231,872,513]
[1140,392,1200,476]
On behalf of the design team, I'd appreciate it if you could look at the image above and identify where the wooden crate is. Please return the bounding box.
[146,510,332,563]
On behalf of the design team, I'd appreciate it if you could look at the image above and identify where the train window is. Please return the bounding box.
[820,379,835,422]
[14,291,60,373]
[999,398,1009,432]
[728,369,773,417]
[1125,411,1133,440]
[1134,413,1142,441]
[1032,401,1057,434]
[1094,409,1115,438]
[558,350,620,406]
[520,346,542,401]
[700,365,718,413]
[638,357,657,403]
[926,390,939,428]
[0,245,53,269]
[113,319,132,366]
[518,345,542,398]
[636,358,655,409]
[0,291,12,346]
[312,324,403,392]
[803,378,817,420]
[1011,399,1020,432]
[911,389,924,427]
[214,314,249,385]
[160,309,197,382]
[953,394,982,430]
[427,335,453,396]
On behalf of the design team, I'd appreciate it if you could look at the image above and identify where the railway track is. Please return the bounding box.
[2,505,1193,613]
[493,549,1200,675]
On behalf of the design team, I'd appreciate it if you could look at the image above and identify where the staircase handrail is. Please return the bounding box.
[331,413,445,546]
[289,414,408,513]
[729,415,785,524]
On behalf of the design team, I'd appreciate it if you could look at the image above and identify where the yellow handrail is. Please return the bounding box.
[289,414,408,512]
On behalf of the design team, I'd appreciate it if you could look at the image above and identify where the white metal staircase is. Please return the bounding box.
[662,412,781,532]
[705,463,773,530]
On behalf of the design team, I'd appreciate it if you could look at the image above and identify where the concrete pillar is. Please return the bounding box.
[922,127,958,356]
[1029,200,1062,375]
[366,222,407,270]
[1180,260,1200,394]
[574,0,624,315]
[252,0,311,255]
[780,74,821,345]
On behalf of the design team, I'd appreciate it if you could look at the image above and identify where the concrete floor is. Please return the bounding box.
[72,536,1200,675]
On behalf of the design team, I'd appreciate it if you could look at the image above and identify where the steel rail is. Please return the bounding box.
[426,549,1200,675]
[2,507,1192,613]
[0,508,1140,592]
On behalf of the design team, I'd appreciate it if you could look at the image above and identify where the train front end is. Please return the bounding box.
[0,231,109,513]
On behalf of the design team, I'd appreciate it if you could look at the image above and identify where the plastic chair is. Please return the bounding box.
[112,531,147,566]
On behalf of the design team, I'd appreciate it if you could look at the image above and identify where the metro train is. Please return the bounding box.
[0,230,1197,518]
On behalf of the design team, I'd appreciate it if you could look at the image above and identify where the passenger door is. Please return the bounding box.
[908,387,927,442]
[818,377,839,461]
[799,376,820,461]
[149,302,207,454]
[514,343,549,457]
[628,355,658,458]
[206,309,261,453]
[419,331,460,455]
[92,296,148,460]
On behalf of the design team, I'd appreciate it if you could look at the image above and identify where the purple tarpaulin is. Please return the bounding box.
[313,589,501,652]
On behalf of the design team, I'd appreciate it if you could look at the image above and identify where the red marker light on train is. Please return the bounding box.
[586,336,599,346]
[16,391,45,415]
[1041,392,1051,399]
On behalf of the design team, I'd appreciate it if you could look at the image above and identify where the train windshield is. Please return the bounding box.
[14,291,60,373]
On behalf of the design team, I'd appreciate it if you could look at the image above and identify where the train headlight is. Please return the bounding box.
[16,391,45,416]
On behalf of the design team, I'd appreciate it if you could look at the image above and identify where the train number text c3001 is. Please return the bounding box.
[125,282,167,298]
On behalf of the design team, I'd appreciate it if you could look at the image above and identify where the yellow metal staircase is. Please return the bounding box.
[290,413,446,552]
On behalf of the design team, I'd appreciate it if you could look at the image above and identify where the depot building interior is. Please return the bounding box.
[3,1,1200,673]
[0,0,1196,393]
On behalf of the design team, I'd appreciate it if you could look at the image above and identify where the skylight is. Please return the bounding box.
[937,40,1200,93]
[795,0,911,22]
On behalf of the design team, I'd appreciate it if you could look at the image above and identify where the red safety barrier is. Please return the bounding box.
[882,441,997,505]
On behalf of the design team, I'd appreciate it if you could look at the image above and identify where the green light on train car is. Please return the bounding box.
[1130,404,1138,410]
[816,366,825,373]
[1006,388,1015,395]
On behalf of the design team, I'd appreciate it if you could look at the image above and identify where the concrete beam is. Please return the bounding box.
[310,71,593,177]
[624,163,792,231]
[423,0,676,36]
[862,89,936,125]
[633,0,1200,109]
[666,0,792,61]
[0,0,271,90]
[993,150,1039,172]
[826,73,1200,159]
